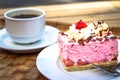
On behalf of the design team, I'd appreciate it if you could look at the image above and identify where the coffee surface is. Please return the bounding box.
[12,14,39,18]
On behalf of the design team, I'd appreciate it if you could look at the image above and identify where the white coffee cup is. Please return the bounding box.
[4,8,45,44]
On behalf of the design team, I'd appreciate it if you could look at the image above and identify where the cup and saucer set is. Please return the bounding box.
[0,26,59,53]
[0,8,59,53]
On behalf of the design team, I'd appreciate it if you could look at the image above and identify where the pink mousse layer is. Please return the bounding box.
[58,33,118,66]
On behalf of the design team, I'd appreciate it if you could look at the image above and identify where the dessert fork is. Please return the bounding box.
[92,63,120,75]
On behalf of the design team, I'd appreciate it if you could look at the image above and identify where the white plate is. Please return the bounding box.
[0,25,59,53]
[36,41,120,80]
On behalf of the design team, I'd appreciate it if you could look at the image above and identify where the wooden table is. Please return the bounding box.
[0,1,120,80]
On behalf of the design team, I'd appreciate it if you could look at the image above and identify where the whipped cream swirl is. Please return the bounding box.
[65,21,112,42]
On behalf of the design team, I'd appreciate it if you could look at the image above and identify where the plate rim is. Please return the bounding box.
[0,25,59,52]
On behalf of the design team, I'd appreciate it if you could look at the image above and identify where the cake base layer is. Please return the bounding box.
[60,57,117,71]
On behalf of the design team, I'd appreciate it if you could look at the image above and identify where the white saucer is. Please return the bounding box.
[36,42,120,80]
[0,25,59,53]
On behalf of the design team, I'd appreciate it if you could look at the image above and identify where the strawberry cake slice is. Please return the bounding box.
[58,20,118,71]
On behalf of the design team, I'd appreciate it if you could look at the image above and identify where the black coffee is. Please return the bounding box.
[12,14,39,18]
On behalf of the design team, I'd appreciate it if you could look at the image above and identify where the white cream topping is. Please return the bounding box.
[65,21,109,41]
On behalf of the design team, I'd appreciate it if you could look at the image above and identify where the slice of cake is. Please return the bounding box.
[58,20,118,71]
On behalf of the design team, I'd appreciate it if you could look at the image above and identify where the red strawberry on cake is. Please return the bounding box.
[75,20,87,30]
[58,20,118,71]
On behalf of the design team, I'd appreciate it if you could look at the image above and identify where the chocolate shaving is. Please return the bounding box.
[59,32,65,35]
[98,21,102,24]
[107,31,111,36]
[93,22,96,26]
[99,30,102,36]
[98,21,104,24]
[105,38,109,41]
[71,44,74,48]
[104,36,109,41]
[77,39,84,46]
[59,32,68,36]
[99,38,103,41]
[72,37,76,42]
[86,36,93,43]
[110,36,117,39]
[78,31,81,33]
[96,38,103,41]
[91,39,96,42]
[93,22,97,29]
[91,33,95,36]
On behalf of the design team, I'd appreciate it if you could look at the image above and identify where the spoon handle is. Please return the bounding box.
[92,63,120,75]
[115,62,120,74]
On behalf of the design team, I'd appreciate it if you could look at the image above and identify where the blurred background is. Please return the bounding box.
[0,0,104,8]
